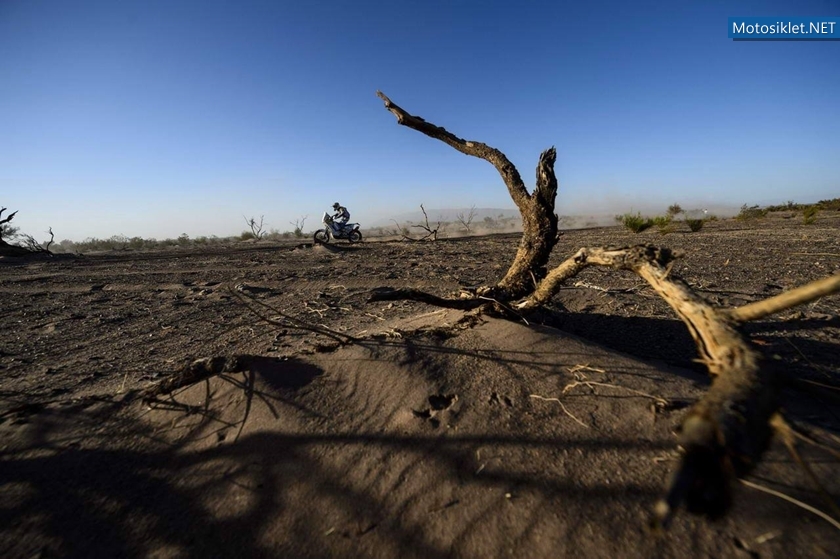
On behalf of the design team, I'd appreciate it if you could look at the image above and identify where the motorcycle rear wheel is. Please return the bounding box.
[348,230,362,243]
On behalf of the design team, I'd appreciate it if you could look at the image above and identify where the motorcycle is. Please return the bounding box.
[313,212,363,244]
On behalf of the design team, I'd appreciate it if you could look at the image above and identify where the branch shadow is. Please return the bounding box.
[0,362,670,559]
[1,343,837,559]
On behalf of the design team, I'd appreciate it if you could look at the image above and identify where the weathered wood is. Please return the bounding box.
[377,91,559,299]
[519,245,781,522]
[368,287,485,310]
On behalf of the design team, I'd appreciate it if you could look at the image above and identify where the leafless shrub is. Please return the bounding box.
[243,215,266,239]
[289,215,308,238]
[456,205,477,233]
[15,227,54,254]
[410,204,443,241]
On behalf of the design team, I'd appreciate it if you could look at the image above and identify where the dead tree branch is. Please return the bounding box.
[368,287,485,310]
[411,204,442,241]
[0,207,18,228]
[0,207,20,242]
[514,244,789,524]
[377,91,529,208]
[18,233,54,255]
[44,227,54,252]
[385,244,838,523]
[0,208,54,256]
[728,273,840,323]
[374,91,840,526]
[377,91,559,298]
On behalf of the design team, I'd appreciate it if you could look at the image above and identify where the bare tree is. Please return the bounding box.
[377,91,558,299]
[243,215,266,240]
[289,215,308,238]
[373,91,840,526]
[411,204,443,241]
[456,205,477,233]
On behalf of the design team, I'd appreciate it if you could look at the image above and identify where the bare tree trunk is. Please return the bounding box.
[494,148,558,297]
[377,92,558,299]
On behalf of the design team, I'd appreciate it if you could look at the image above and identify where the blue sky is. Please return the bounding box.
[1,0,838,241]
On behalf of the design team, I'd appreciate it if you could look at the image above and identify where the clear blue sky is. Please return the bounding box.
[2,0,838,241]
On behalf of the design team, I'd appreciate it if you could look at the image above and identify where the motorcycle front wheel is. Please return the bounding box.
[313,229,330,244]
[348,230,362,243]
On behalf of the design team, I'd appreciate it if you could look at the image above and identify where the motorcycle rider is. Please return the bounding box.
[332,202,350,233]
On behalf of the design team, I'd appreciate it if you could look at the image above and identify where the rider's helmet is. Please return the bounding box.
[333,202,340,210]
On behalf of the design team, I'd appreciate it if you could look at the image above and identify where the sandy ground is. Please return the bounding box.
[1,215,839,558]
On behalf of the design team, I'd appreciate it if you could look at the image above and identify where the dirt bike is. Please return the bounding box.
[313,212,363,244]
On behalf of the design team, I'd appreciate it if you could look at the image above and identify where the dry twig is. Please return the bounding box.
[739,478,840,531]
[562,380,668,406]
[529,394,589,428]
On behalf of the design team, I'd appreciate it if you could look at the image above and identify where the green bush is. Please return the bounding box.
[803,206,819,224]
[652,215,674,234]
[666,204,683,217]
[736,204,768,220]
[685,218,705,232]
[616,212,655,233]
[815,197,840,211]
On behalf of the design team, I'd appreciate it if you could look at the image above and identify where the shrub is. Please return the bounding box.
[736,204,768,220]
[652,215,674,234]
[666,204,683,217]
[802,206,819,225]
[617,212,654,233]
[815,197,840,211]
[685,218,705,232]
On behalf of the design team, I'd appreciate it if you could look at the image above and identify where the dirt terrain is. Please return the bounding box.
[1,214,839,558]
